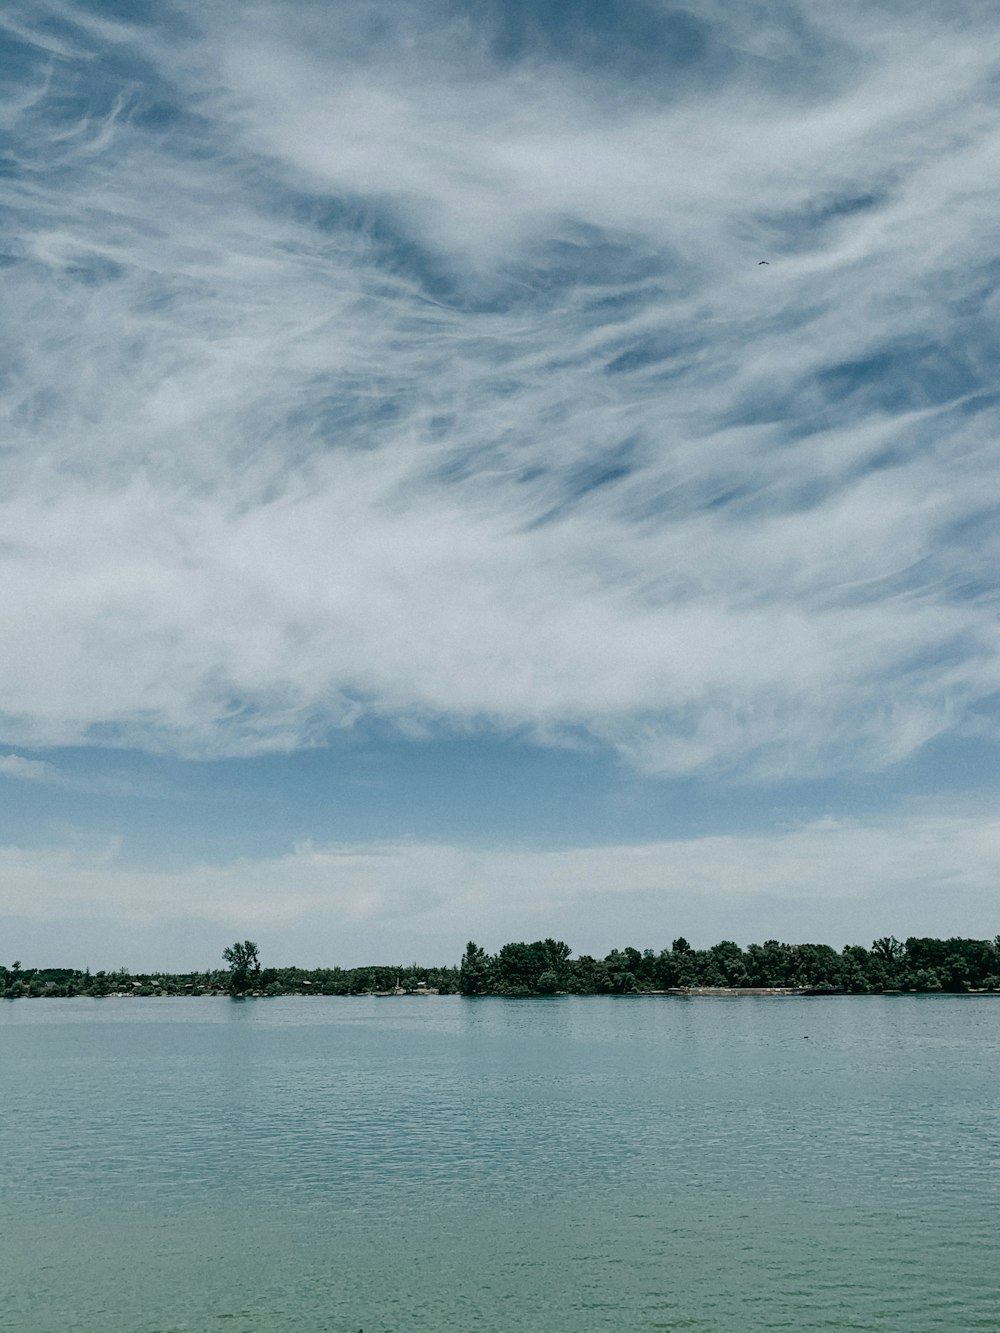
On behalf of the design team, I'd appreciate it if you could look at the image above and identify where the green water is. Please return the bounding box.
[2,995,998,1332]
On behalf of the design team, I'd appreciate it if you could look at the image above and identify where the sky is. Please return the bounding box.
[3,0,1000,970]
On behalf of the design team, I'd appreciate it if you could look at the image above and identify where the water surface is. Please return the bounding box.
[2,995,998,1331]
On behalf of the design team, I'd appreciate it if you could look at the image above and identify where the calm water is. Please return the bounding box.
[2,995,998,1332]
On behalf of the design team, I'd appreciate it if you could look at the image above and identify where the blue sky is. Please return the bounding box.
[3,0,1000,969]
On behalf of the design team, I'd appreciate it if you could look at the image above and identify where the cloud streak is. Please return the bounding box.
[3,806,1000,967]
[3,0,1000,777]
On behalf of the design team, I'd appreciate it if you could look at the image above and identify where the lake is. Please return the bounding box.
[2,994,998,1332]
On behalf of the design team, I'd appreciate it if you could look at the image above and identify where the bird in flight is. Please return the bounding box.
[758,260,769,265]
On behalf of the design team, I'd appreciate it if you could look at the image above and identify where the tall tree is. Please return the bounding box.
[459,941,492,995]
[223,940,261,995]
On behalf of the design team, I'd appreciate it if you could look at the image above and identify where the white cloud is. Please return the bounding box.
[2,0,1000,776]
[2,808,1000,967]
[0,754,59,783]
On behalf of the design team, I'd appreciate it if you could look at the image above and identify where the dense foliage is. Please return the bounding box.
[0,957,460,999]
[459,935,1000,996]
[222,939,261,994]
[3,934,1000,998]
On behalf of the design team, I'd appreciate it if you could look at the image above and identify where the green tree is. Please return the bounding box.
[493,940,572,994]
[223,940,261,995]
[459,941,492,995]
[913,967,942,992]
[567,955,612,993]
[941,953,970,992]
[709,940,749,986]
[840,945,872,993]
[605,948,644,990]
[871,936,905,964]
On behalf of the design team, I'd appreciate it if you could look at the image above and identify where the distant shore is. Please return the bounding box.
[6,985,1000,1001]
[4,933,1000,999]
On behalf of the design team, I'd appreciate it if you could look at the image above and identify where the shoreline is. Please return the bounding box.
[5,986,1000,1000]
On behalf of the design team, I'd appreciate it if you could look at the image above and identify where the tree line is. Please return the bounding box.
[458,934,1000,996]
[0,950,460,999]
[3,933,1000,999]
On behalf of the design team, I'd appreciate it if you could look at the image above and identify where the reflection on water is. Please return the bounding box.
[2,996,999,1331]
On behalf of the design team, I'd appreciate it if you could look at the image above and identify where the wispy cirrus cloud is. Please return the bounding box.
[3,0,1000,777]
